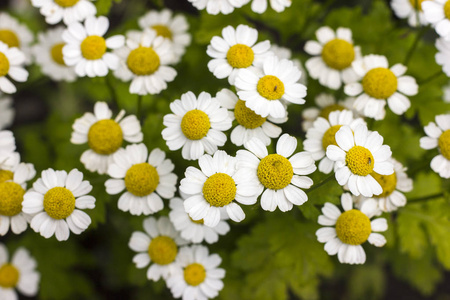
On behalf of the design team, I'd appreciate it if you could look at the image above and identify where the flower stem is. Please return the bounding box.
[307,173,335,194]
[408,192,444,203]
[137,95,143,123]
[403,27,427,67]
[106,75,119,109]
[418,70,444,85]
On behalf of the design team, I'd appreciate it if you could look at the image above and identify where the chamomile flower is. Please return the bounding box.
[31,0,96,25]
[303,110,366,174]
[304,27,360,90]
[250,0,291,13]
[187,0,249,15]
[423,0,450,39]
[344,54,418,120]
[326,124,394,197]
[435,37,450,76]
[236,134,316,212]
[105,144,177,216]
[180,150,258,227]
[22,168,96,241]
[0,130,16,154]
[270,44,306,85]
[0,13,33,65]
[216,88,285,146]
[391,0,428,27]
[0,96,14,129]
[70,101,143,174]
[162,91,232,161]
[0,41,28,94]
[138,9,191,64]
[169,197,230,244]
[235,55,306,119]
[128,216,188,281]
[62,16,125,77]
[166,245,225,300]
[420,114,450,178]
[114,29,177,95]
[316,193,388,265]
[0,244,40,299]
[33,27,76,82]
[206,24,271,85]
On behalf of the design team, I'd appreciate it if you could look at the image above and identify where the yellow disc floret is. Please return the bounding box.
[234,99,266,129]
[0,182,25,216]
[362,67,398,99]
[444,0,450,19]
[226,44,255,69]
[202,173,236,207]
[257,75,285,100]
[181,110,211,140]
[321,39,355,70]
[335,209,372,245]
[151,25,173,39]
[0,170,13,183]
[319,104,346,119]
[0,263,19,288]
[148,236,177,265]
[322,125,342,150]
[257,154,293,190]
[43,187,76,220]
[80,35,106,60]
[51,43,66,66]
[0,52,10,77]
[55,0,79,7]
[184,263,206,286]
[346,146,374,176]
[371,171,397,198]
[88,119,123,155]
[124,163,159,197]
[127,46,160,76]
[439,129,450,160]
[0,30,19,48]
[409,0,426,10]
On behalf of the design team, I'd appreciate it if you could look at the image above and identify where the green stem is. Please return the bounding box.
[408,192,444,203]
[418,70,444,85]
[106,75,119,109]
[307,173,335,194]
[137,95,143,123]
[403,27,427,67]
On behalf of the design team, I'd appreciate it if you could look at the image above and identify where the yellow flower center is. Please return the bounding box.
[0,263,19,288]
[371,171,397,198]
[362,67,398,99]
[202,173,236,207]
[184,263,206,286]
[321,39,355,70]
[151,25,173,40]
[87,119,123,155]
[181,110,211,140]
[148,236,177,265]
[346,146,374,176]
[257,75,285,100]
[0,182,25,216]
[444,0,450,19]
[322,125,342,150]
[189,216,204,224]
[127,46,160,76]
[124,163,159,197]
[409,0,426,10]
[257,154,293,190]
[54,0,79,7]
[438,129,450,160]
[0,170,13,183]
[0,30,19,48]
[226,44,255,69]
[319,104,346,119]
[43,187,76,220]
[335,209,372,245]
[0,52,10,77]
[80,36,106,60]
[51,43,66,66]
[234,99,266,129]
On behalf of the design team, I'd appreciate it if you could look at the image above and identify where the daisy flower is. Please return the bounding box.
[0,41,28,94]
[435,37,450,76]
[22,168,96,241]
[70,101,143,174]
[270,44,307,85]
[0,96,14,129]
[216,88,285,146]
[33,27,76,82]
[129,216,188,281]
[166,245,225,300]
[303,110,366,174]
[113,29,177,95]
[235,55,307,119]
[105,144,177,216]
[169,197,230,244]
[206,24,271,85]
[162,91,232,161]
[391,0,428,27]
[138,9,191,64]
[236,134,316,212]
[31,0,96,25]
[423,0,450,39]
[326,124,394,197]
[344,54,418,120]
[0,130,16,154]
[180,150,258,227]
[0,13,33,65]
[0,244,40,299]
[250,0,291,13]
[316,193,388,264]
[187,0,249,15]
[62,16,125,78]
[304,26,360,90]
[420,113,450,178]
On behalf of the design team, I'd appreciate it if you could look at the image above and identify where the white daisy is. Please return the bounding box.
[206,24,271,85]
[70,101,143,174]
[166,245,225,300]
[420,113,450,178]
[162,91,232,161]
[0,41,28,94]
[326,124,394,197]
[128,216,188,281]
[303,110,366,174]
[62,16,125,78]
[270,44,307,85]
[169,197,230,244]
[423,0,450,39]
[316,193,388,264]
[0,12,33,65]
[250,0,291,13]
[187,0,249,15]
[31,0,96,25]
[113,29,177,95]
[0,130,16,154]
[105,144,177,216]
[435,37,450,76]
[235,55,307,119]
[0,244,40,299]
[138,9,191,64]
[22,168,96,241]
[33,27,77,82]
[345,54,418,120]
[391,0,429,27]
[0,96,14,129]
[304,26,361,90]
[180,150,258,227]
